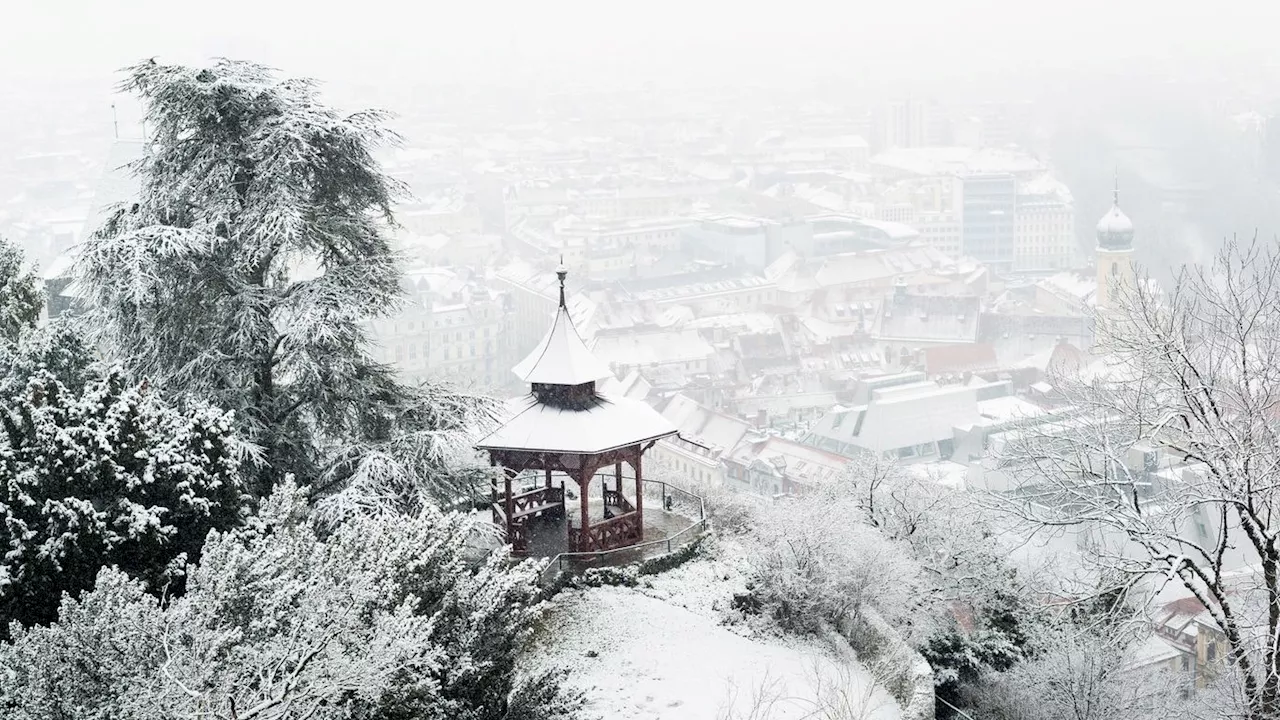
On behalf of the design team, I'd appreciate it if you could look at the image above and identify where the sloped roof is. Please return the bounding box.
[511,304,614,385]
[923,343,998,375]
[660,394,752,456]
[475,393,677,454]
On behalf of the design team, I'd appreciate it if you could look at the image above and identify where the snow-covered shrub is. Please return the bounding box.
[0,479,580,720]
[0,368,245,637]
[702,484,762,535]
[964,629,1190,720]
[745,493,934,640]
[0,318,98,398]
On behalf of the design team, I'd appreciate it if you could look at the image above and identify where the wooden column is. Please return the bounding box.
[615,461,623,496]
[633,450,643,537]
[578,466,590,547]
[545,469,552,489]
[504,469,515,540]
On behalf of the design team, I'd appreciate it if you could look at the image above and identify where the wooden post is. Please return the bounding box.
[615,461,623,497]
[633,450,644,537]
[579,466,590,550]
[545,468,552,489]
[504,469,515,541]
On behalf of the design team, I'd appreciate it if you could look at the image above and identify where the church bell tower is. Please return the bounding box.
[1094,175,1136,311]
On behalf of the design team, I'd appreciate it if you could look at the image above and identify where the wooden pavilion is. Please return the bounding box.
[475,266,678,554]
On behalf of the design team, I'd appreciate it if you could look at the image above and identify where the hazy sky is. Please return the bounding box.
[4,0,1279,93]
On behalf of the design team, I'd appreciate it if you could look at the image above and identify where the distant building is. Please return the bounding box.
[398,231,503,270]
[802,372,1034,463]
[365,270,512,390]
[955,173,1017,274]
[398,193,483,236]
[494,260,599,366]
[724,434,850,497]
[1013,174,1077,272]
[649,393,754,488]
[873,98,947,151]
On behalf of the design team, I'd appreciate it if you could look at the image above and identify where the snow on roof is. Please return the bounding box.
[1125,634,1185,670]
[685,312,777,334]
[871,146,1044,178]
[42,244,82,280]
[512,305,614,385]
[906,460,969,490]
[660,394,752,456]
[1038,272,1097,305]
[856,218,921,241]
[475,393,676,454]
[1019,173,1074,203]
[976,395,1044,425]
[591,329,716,367]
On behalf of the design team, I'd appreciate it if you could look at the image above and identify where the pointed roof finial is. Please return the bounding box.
[555,255,568,310]
[1113,166,1120,207]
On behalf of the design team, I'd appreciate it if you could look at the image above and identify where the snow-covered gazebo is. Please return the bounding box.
[476,265,677,555]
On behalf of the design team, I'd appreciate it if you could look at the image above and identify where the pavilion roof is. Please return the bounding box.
[512,303,613,386]
[476,393,677,455]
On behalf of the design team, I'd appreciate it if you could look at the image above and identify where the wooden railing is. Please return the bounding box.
[568,511,642,552]
[491,504,531,554]
[504,485,564,520]
[602,488,634,514]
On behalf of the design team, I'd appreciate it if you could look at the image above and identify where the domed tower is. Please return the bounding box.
[1095,177,1135,311]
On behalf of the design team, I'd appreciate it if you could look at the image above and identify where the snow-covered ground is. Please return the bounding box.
[522,549,902,720]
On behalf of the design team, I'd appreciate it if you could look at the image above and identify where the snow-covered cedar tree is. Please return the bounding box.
[0,479,583,720]
[0,368,245,638]
[76,58,497,502]
[0,235,42,345]
[743,491,935,642]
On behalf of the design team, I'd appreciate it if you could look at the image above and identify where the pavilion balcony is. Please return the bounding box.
[489,474,703,558]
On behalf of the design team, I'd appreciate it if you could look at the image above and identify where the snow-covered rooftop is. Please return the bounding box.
[475,393,677,454]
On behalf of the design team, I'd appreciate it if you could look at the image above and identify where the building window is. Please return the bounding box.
[1207,643,1217,662]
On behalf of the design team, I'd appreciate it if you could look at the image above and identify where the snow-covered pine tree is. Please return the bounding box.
[0,238,97,396]
[0,236,42,345]
[0,368,246,637]
[77,59,496,501]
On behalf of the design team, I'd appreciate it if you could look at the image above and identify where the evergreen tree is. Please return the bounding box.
[77,59,495,500]
[0,236,41,345]
[0,368,246,637]
[0,480,581,720]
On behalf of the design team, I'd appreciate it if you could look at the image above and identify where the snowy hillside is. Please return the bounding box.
[523,552,902,720]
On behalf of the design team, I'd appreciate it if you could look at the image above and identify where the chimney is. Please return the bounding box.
[894,276,908,304]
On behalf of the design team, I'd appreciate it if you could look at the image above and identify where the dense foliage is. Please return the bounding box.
[0,369,246,637]
[0,481,581,720]
[77,59,496,502]
[0,236,41,345]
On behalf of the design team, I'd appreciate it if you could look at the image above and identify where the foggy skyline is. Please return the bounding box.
[6,0,1280,94]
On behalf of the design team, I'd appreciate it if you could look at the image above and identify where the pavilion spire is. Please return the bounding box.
[557,255,567,310]
[1113,166,1120,207]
